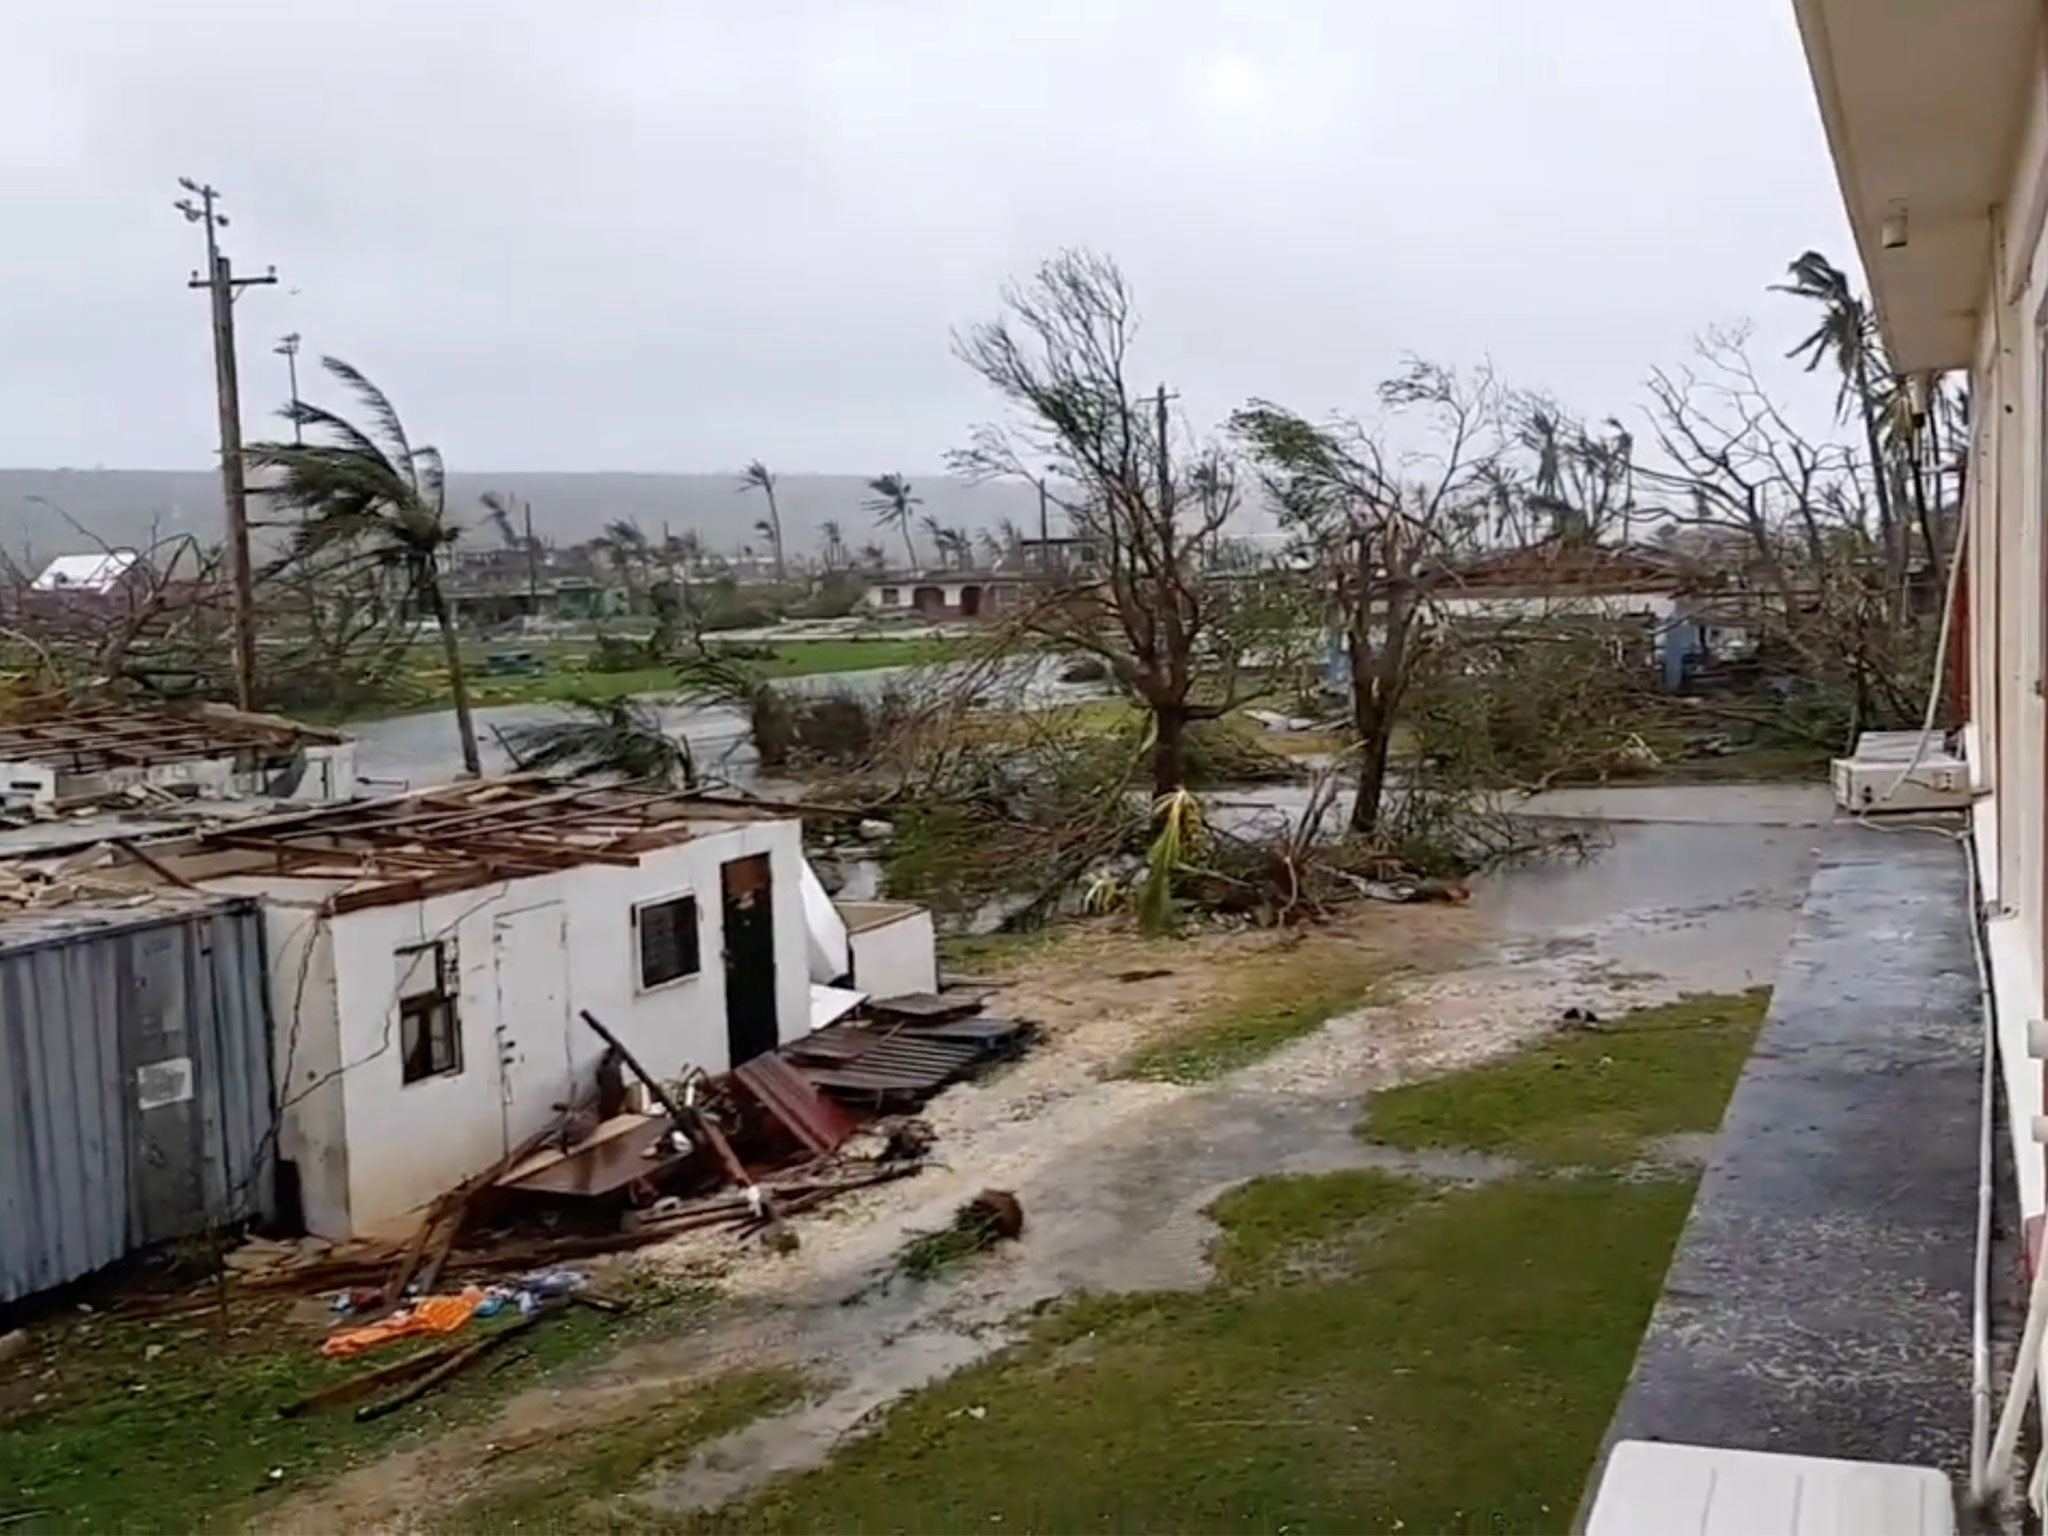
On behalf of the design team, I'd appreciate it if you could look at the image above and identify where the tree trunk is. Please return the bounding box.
[1347,565,1411,836]
[1149,704,1187,797]
[1350,698,1394,835]
[900,523,919,572]
[764,488,787,582]
[1856,362,1906,623]
[423,565,482,776]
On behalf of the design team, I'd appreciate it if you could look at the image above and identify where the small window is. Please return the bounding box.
[397,941,461,1084]
[636,894,701,989]
[880,586,900,606]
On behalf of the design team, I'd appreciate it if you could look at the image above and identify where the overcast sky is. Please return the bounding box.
[0,1,1850,474]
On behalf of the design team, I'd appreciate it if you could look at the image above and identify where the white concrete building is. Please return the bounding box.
[1791,0,2048,1249]
[862,573,1019,620]
[29,550,140,593]
[151,780,822,1238]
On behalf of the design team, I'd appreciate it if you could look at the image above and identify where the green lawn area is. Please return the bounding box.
[1121,944,1392,1084]
[354,637,969,718]
[1362,990,1770,1169]
[0,1279,712,1532]
[698,991,1765,1533]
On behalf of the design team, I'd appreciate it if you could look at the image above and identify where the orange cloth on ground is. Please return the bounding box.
[319,1286,486,1358]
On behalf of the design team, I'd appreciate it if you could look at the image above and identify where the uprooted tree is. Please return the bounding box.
[951,249,1307,796]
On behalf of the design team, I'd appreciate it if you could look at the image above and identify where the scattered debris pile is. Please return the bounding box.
[774,990,1035,1106]
[150,981,1034,1423]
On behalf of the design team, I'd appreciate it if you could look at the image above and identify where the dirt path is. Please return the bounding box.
[270,801,1820,1532]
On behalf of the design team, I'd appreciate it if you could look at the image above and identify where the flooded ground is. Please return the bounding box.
[275,783,1826,1530]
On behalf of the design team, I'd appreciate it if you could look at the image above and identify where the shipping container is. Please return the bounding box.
[0,896,273,1303]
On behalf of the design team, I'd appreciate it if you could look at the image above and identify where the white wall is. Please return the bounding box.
[238,817,811,1237]
[836,902,938,1000]
[258,896,351,1237]
[1968,60,2048,1236]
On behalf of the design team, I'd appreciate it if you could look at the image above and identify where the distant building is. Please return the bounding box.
[30,550,141,593]
[861,571,1024,620]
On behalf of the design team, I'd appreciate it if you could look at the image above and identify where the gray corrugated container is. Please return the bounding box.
[0,896,274,1303]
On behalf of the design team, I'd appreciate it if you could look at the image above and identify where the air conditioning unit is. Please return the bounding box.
[1831,729,1971,813]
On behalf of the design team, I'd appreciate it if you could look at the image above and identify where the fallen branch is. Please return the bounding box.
[278,1342,466,1418]
[354,1307,553,1422]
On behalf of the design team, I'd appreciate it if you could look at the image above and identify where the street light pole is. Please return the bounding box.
[175,178,276,712]
[274,332,303,446]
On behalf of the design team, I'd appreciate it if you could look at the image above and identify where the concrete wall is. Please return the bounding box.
[259,897,351,1239]
[835,901,938,1000]
[861,579,1010,618]
[234,819,811,1237]
[0,738,355,811]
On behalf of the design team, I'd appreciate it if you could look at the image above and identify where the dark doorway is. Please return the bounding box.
[958,583,983,618]
[721,854,779,1066]
[911,585,944,616]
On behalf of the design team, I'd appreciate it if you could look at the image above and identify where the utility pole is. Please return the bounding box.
[274,332,303,445]
[1155,384,1173,519]
[176,178,276,711]
[523,498,540,614]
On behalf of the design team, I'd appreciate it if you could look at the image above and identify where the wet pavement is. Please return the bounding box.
[1596,820,1999,1496]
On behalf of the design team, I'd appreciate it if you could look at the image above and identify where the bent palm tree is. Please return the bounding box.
[1774,252,1901,562]
[864,473,922,570]
[247,358,482,774]
[738,459,786,580]
[820,518,847,571]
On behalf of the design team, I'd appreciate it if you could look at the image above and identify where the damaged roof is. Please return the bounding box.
[157,775,795,914]
[0,701,344,777]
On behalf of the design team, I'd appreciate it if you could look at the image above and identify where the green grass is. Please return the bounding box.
[1205,1167,1425,1283]
[686,991,1767,1532]
[1361,989,1770,1168]
[351,637,969,719]
[0,1280,713,1532]
[717,1173,1694,1534]
[1122,951,1390,1084]
[933,928,1058,974]
[445,1368,805,1532]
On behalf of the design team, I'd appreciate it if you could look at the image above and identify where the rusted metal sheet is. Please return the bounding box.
[0,899,274,1303]
[786,1024,984,1098]
[732,1054,860,1157]
[864,990,987,1024]
[496,1113,684,1198]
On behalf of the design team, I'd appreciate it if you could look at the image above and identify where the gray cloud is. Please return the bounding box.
[0,0,1851,482]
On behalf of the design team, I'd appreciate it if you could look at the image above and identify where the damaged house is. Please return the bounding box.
[0,702,357,814]
[138,778,933,1240]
